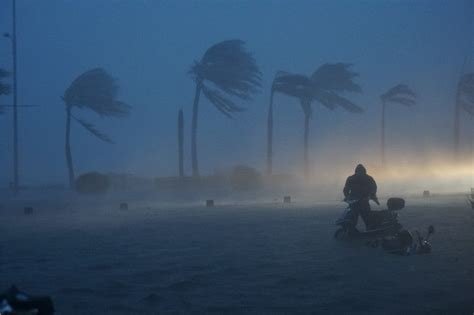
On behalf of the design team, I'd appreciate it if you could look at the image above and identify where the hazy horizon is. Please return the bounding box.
[0,0,472,191]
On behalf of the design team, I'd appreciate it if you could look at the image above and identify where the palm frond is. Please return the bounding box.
[272,71,313,99]
[315,90,364,113]
[385,96,416,106]
[459,73,474,91]
[461,92,474,109]
[455,74,474,116]
[459,73,474,116]
[64,68,130,117]
[310,63,362,93]
[72,115,114,143]
[189,40,261,101]
[201,84,244,118]
[381,84,416,103]
[460,99,474,116]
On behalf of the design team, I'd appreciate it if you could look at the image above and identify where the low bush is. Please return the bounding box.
[75,172,110,194]
[230,165,262,191]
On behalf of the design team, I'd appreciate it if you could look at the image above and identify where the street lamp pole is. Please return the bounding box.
[11,0,19,195]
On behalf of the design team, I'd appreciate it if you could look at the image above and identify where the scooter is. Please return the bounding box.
[334,197,404,240]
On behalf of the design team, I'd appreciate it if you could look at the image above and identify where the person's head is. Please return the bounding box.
[355,164,367,175]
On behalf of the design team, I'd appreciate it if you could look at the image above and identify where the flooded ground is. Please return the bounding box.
[1,195,474,314]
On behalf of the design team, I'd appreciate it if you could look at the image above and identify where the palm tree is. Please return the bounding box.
[62,68,130,188]
[454,73,474,159]
[307,63,363,177]
[380,84,416,164]
[266,71,313,176]
[266,64,362,179]
[188,40,261,177]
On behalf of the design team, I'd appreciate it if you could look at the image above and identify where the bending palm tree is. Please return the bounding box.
[454,73,474,159]
[266,71,313,176]
[266,64,362,179]
[62,68,130,188]
[380,84,416,165]
[308,63,363,177]
[188,40,261,177]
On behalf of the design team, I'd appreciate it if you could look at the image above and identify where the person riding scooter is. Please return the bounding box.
[343,164,379,231]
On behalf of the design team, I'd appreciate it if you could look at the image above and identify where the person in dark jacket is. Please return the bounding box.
[343,164,379,230]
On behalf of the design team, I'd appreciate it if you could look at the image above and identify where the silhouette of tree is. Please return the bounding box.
[266,71,312,176]
[380,84,416,164]
[62,68,130,188]
[308,63,363,177]
[454,73,474,159]
[266,64,362,179]
[188,40,261,177]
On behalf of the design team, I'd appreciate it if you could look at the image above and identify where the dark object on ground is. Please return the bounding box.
[387,198,405,211]
[230,165,262,191]
[335,198,403,240]
[468,198,474,210]
[423,190,430,197]
[283,196,291,204]
[377,225,435,256]
[23,207,33,215]
[413,225,435,254]
[206,200,214,207]
[120,203,128,210]
[381,229,414,255]
[0,286,54,315]
[75,172,110,194]
[471,188,474,199]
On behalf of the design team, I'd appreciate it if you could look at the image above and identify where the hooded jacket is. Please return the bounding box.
[343,164,377,200]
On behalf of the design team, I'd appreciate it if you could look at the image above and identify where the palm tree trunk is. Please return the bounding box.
[303,112,310,180]
[266,90,274,176]
[381,100,386,165]
[178,109,184,178]
[191,82,202,177]
[454,89,461,160]
[65,105,75,188]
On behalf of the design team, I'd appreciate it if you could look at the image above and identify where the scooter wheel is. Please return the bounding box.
[334,228,348,240]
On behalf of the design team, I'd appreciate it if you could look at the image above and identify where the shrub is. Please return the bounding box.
[75,172,110,194]
[230,165,262,191]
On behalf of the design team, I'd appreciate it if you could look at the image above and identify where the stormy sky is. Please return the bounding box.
[0,0,472,187]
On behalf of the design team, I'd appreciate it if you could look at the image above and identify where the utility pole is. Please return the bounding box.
[12,0,19,195]
[4,1,39,194]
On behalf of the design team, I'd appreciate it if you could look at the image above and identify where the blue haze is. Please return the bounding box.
[0,0,472,186]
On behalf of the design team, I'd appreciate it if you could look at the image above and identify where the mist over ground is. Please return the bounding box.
[0,0,472,195]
